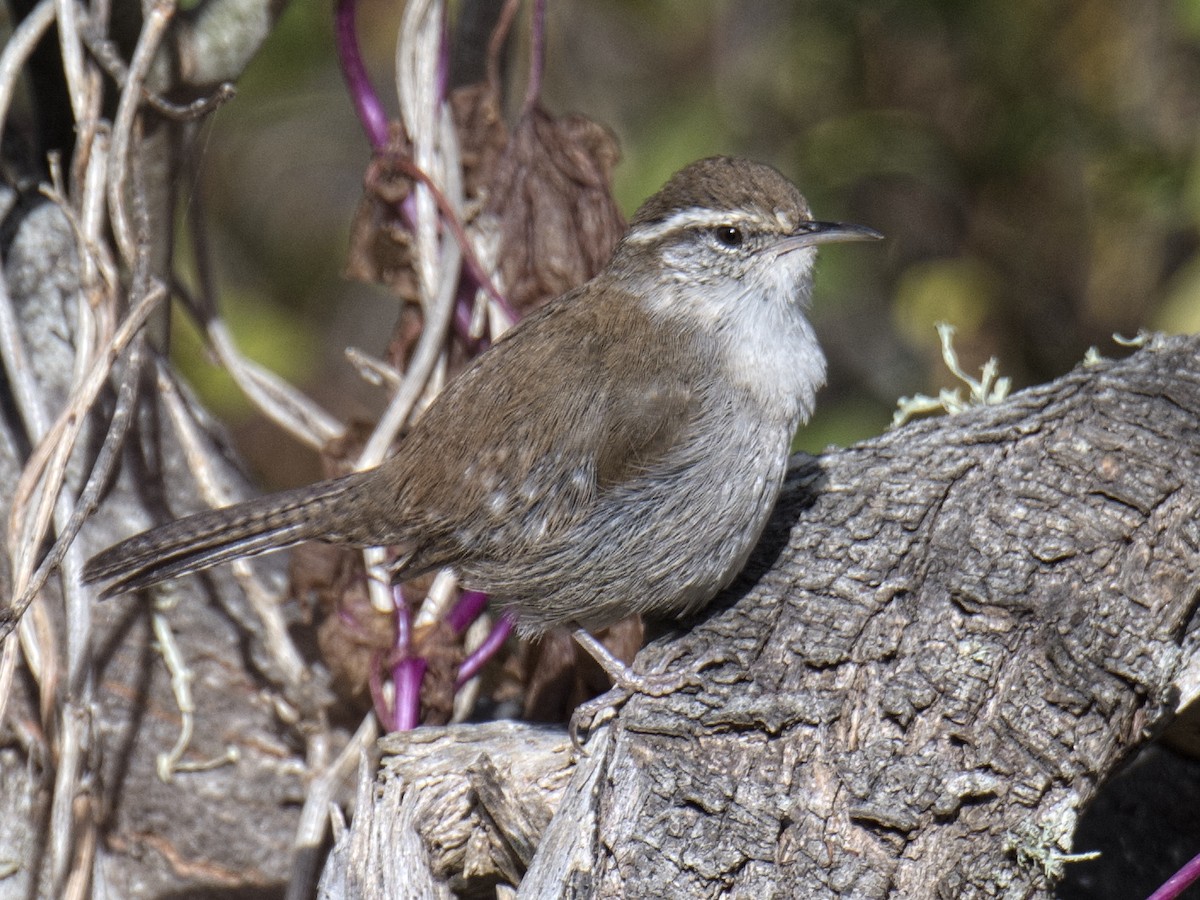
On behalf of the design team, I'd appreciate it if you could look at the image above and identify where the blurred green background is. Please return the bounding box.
[180,0,1200,487]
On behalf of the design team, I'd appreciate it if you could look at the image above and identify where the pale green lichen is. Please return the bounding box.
[892,323,1012,427]
[1004,813,1100,883]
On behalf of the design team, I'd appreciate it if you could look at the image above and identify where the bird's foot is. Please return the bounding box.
[568,687,628,752]
[571,627,698,695]
[567,628,700,752]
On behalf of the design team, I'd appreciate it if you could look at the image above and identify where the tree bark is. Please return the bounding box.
[0,1,311,896]
[5,1,1199,895]
[321,333,1200,899]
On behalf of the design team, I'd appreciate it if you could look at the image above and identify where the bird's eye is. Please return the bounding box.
[712,226,744,248]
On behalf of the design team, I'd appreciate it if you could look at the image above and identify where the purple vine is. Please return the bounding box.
[1147,850,1200,900]
[334,0,389,150]
[337,0,530,734]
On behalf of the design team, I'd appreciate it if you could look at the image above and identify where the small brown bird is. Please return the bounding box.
[85,156,879,688]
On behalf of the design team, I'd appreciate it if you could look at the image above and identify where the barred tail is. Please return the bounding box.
[83,472,373,598]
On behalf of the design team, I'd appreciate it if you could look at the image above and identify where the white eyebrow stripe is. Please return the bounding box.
[625,207,761,244]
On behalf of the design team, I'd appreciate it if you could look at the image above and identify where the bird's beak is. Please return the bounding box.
[774,221,883,254]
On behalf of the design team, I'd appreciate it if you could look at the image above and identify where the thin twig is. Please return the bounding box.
[521,0,546,116]
[456,610,511,686]
[75,128,119,321]
[61,810,96,900]
[7,339,144,641]
[344,345,401,388]
[0,632,18,753]
[450,613,489,720]
[178,195,345,449]
[206,319,346,450]
[2,284,165,640]
[151,602,195,781]
[355,169,462,466]
[0,9,64,620]
[0,0,57,151]
[335,0,389,149]
[42,108,166,894]
[0,281,52,624]
[48,704,85,892]
[285,713,379,900]
[53,0,89,124]
[485,0,521,98]
[382,152,512,317]
[1148,850,1200,900]
[106,0,174,268]
[81,21,236,120]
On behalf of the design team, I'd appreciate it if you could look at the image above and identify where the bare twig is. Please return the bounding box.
[155,362,312,695]
[344,345,401,388]
[151,600,238,780]
[378,152,512,317]
[2,284,164,640]
[48,703,86,892]
[486,0,521,98]
[106,0,174,267]
[53,0,89,124]
[7,338,144,641]
[286,713,379,900]
[178,184,345,451]
[335,0,390,149]
[80,22,236,120]
[0,11,61,592]
[205,319,346,450]
[75,128,119,320]
[1149,850,1200,900]
[0,617,14,734]
[521,0,546,116]
[0,0,57,150]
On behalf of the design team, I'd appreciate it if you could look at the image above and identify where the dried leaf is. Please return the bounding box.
[450,81,509,202]
[291,543,389,717]
[344,124,420,306]
[411,619,463,726]
[486,104,625,314]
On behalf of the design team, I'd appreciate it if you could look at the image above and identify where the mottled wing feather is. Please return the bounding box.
[594,378,698,489]
[370,286,700,578]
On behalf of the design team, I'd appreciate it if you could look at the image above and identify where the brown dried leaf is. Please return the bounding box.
[412,619,464,726]
[345,124,420,305]
[450,82,509,202]
[486,104,625,315]
[292,543,389,716]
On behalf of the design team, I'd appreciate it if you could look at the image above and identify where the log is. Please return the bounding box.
[322,334,1200,899]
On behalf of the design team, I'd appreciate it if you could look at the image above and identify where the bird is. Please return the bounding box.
[84,155,880,698]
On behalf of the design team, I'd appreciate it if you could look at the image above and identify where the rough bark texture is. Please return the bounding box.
[0,0,314,889]
[0,188,325,898]
[321,334,1200,899]
[319,722,573,900]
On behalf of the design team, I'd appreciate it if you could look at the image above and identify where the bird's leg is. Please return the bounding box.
[571,628,685,695]
[567,628,695,751]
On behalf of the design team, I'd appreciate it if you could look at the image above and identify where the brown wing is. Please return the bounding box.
[358,283,701,575]
[594,374,698,489]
